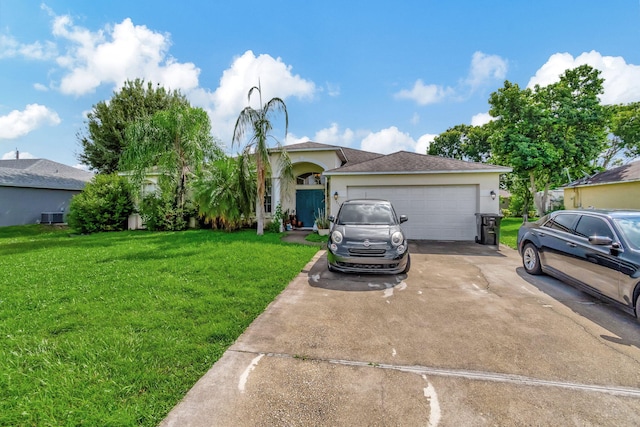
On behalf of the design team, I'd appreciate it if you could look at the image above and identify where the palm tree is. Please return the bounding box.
[192,154,256,231]
[233,82,292,235]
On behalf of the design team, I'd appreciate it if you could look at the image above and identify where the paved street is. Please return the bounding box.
[161,242,640,426]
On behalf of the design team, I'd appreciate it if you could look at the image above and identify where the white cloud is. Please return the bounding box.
[194,50,316,145]
[33,83,49,91]
[325,82,341,97]
[0,104,61,139]
[50,13,200,95]
[471,112,493,126]
[285,123,355,147]
[2,150,36,160]
[395,51,507,105]
[416,133,437,154]
[361,126,429,154]
[465,51,508,90]
[410,113,420,125]
[527,51,640,104]
[394,79,454,105]
[0,34,57,60]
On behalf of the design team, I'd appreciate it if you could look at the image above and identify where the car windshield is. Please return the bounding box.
[613,216,640,250]
[338,203,395,225]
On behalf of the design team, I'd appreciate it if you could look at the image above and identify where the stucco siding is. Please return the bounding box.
[0,186,80,226]
[564,182,640,210]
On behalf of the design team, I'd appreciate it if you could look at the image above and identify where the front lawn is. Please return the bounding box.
[0,226,319,426]
[500,217,523,249]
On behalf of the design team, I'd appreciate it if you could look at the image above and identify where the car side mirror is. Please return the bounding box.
[328,215,335,223]
[588,235,613,246]
[399,215,408,223]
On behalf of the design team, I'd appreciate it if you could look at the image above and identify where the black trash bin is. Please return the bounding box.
[475,213,503,247]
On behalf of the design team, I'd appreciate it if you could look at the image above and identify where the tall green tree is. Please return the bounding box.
[489,65,607,214]
[428,123,493,162]
[192,154,257,231]
[77,79,189,173]
[121,103,219,228]
[232,82,292,235]
[610,102,640,158]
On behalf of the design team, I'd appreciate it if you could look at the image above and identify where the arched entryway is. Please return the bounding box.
[293,171,326,227]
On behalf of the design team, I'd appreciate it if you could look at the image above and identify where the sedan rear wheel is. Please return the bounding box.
[522,243,542,275]
[635,294,640,321]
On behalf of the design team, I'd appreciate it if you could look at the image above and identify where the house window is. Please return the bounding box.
[297,172,325,185]
[264,179,272,213]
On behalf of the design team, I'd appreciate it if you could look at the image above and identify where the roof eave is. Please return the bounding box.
[323,168,512,176]
[565,178,640,189]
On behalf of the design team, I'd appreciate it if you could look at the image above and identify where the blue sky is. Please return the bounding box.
[1,1,640,168]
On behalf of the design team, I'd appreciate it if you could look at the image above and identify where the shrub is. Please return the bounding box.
[68,174,135,233]
[138,193,188,231]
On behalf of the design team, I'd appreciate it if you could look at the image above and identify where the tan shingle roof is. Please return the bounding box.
[274,142,511,174]
[324,150,511,175]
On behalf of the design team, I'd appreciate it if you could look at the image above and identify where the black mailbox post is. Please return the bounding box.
[475,213,503,247]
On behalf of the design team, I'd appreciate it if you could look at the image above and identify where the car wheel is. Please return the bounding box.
[522,243,542,275]
[402,254,411,274]
[635,293,640,321]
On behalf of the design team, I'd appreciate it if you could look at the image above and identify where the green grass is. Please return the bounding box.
[500,217,538,249]
[0,225,319,426]
[304,232,329,243]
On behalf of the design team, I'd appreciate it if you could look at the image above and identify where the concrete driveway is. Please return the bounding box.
[161,242,640,426]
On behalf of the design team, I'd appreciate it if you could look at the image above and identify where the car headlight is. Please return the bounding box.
[391,231,404,247]
[331,230,343,244]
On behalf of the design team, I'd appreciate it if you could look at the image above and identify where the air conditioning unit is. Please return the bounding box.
[41,212,64,224]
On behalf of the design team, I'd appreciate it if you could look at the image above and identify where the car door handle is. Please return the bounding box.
[566,242,576,248]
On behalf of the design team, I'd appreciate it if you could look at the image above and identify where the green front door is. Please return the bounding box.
[296,189,325,227]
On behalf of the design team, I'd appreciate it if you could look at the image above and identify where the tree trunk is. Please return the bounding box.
[256,195,264,235]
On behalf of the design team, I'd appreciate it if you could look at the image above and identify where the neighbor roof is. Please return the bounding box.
[0,159,94,190]
[567,161,640,187]
[324,150,511,175]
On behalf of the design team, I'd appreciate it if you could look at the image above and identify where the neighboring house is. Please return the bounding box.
[0,159,94,227]
[268,142,511,241]
[564,161,640,210]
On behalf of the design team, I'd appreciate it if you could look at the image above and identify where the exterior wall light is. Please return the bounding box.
[490,190,497,200]
[333,191,339,201]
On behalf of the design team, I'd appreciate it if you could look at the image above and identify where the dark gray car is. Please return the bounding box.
[327,199,410,274]
[517,209,640,321]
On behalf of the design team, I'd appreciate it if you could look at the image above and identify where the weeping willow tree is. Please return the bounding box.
[232,82,293,235]
[121,103,219,229]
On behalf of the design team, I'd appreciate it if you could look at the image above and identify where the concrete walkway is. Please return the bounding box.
[160,242,640,426]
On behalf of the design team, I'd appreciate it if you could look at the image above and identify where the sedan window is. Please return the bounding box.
[614,216,640,250]
[544,213,579,233]
[575,216,614,240]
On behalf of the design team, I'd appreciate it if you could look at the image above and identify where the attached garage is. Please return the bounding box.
[347,185,477,240]
[269,142,511,242]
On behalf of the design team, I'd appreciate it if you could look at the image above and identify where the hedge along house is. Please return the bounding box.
[0,159,94,227]
[267,141,511,240]
[564,160,640,210]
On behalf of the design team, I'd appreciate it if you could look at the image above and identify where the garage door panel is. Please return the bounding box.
[347,185,477,240]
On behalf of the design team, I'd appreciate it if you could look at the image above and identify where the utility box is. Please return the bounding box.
[475,213,503,247]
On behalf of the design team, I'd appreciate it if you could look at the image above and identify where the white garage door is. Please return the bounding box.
[347,185,478,240]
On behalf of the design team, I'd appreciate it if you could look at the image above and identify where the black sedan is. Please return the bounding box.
[517,209,640,320]
[327,199,410,274]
